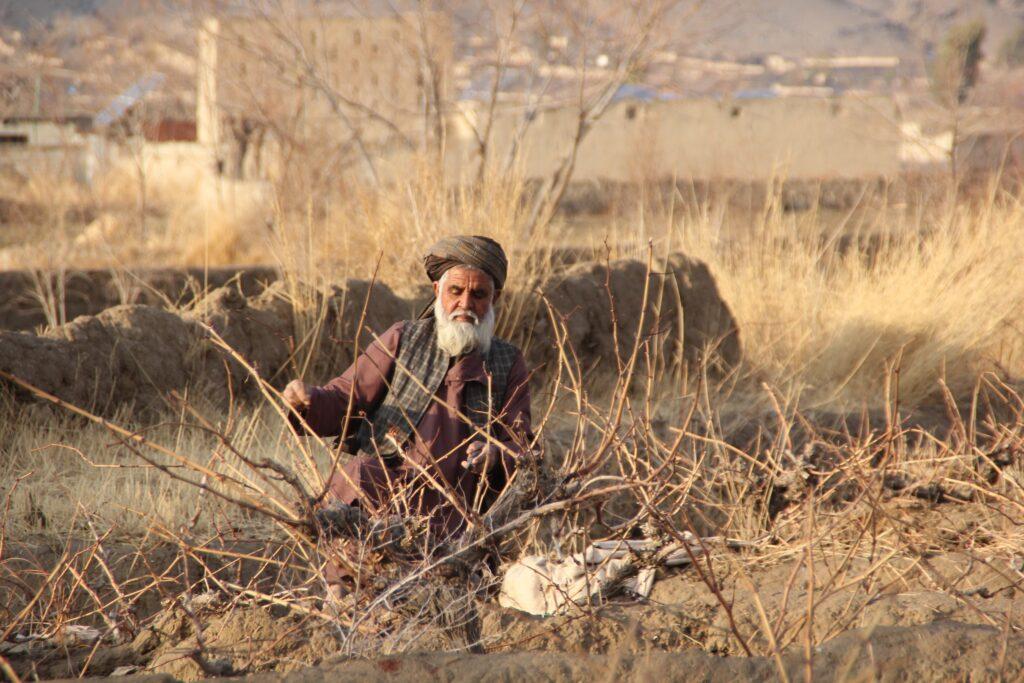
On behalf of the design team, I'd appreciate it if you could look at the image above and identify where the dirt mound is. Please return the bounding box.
[0,254,737,412]
[293,621,1024,681]
[524,254,740,373]
[0,305,200,412]
[189,278,412,388]
[189,284,295,393]
[0,278,408,413]
[0,267,278,331]
[79,621,1018,682]
[666,253,741,368]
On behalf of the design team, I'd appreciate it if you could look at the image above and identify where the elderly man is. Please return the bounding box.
[284,235,532,591]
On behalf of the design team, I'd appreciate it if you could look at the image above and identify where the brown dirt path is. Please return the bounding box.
[60,621,1024,682]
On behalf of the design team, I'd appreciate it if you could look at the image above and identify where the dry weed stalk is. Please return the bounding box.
[1,253,689,656]
[2,224,1024,675]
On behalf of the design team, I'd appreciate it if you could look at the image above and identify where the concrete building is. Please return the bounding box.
[197,12,452,179]
[0,69,200,185]
[0,116,92,147]
[0,115,98,181]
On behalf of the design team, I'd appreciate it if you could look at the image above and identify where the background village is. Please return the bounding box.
[1,0,1022,247]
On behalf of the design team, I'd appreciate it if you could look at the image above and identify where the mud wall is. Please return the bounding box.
[0,255,740,414]
[0,266,277,331]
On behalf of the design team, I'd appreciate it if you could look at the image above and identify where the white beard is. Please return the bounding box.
[434,297,495,357]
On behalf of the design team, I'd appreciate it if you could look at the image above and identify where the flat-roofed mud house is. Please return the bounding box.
[0,115,97,182]
[197,11,452,180]
[449,94,905,182]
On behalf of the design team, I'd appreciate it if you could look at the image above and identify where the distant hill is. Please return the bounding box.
[0,0,193,118]
[692,0,1024,64]
[1,0,1021,118]
[0,1,107,31]
[4,0,1023,64]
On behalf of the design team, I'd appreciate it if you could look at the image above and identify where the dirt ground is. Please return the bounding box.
[4,243,1022,681]
[11,496,1024,682]
[157,621,1024,682]
[26,594,1024,681]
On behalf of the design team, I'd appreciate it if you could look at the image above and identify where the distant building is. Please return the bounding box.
[141,118,196,143]
[0,115,91,147]
[0,114,96,182]
[447,94,905,183]
[197,12,452,179]
[800,56,900,70]
[0,68,198,184]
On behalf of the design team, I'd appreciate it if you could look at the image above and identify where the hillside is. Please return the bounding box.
[689,0,1024,61]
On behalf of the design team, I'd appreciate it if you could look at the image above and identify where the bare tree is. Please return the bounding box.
[196,0,697,227]
[929,20,987,189]
[520,0,688,235]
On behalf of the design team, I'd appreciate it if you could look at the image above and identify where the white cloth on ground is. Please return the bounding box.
[498,534,707,616]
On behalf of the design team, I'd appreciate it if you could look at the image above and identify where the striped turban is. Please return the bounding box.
[423,235,508,291]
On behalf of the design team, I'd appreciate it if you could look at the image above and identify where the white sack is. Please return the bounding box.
[499,535,707,616]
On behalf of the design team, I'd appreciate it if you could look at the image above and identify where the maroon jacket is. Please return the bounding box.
[293,321,532,536]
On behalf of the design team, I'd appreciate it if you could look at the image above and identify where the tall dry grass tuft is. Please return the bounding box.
[668,180,1024,409]
[265,157,541,288]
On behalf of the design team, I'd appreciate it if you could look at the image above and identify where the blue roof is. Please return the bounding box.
[733,88,777,100]
[612,83,670,102]
[95,73,166,127]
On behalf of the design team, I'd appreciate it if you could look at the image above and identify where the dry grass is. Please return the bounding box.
[0,397,322,539]
[3,286,1023,673]
[5,166,1023,408]
[670,184,1024,408]
[2,169,1024,677]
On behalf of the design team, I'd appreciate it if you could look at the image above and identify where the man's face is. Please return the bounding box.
[433,266,497,323]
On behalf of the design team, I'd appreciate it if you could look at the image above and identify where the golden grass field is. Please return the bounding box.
[3,164,1024,679]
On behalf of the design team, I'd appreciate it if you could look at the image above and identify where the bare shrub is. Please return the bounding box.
[2,248,1023,678]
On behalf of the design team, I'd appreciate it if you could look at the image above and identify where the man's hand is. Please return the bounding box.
[461,440,501,474]
[283,380,312,410]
